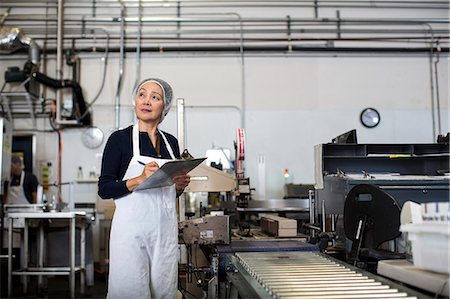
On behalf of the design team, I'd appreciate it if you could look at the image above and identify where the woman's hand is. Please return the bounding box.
[140,161,160,179]
[126,161,160,191]
[173,174,190,193]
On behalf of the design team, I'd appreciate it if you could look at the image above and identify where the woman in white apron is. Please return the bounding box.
[98,78,190,299]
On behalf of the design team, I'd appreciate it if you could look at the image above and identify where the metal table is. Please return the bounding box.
[7,211,86,298]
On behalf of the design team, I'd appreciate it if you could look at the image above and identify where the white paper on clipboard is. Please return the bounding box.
[135,158,207,191]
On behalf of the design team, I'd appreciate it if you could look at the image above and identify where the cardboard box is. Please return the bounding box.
[261,215,297,237]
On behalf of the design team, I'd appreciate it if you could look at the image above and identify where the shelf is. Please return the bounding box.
[322,143,449,157]
[0,92,43,125]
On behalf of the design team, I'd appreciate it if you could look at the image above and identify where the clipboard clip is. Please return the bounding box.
[181,148,194,160]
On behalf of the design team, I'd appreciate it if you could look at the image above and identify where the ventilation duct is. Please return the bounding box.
[31,72,92,126]
[0,27,40,65]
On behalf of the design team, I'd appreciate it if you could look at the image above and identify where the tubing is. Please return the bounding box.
[31,72,92,126]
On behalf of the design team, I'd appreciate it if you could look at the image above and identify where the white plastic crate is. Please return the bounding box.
[400,223,450,274]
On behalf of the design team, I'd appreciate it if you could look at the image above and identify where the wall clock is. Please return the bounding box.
[81,126,104,149]
[360,108,381,128]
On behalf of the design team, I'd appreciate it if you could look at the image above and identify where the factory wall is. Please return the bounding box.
[1,0,448,202]
[2,52,448,201]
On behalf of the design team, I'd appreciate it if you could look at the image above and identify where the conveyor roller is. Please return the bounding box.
[235,252,419,299]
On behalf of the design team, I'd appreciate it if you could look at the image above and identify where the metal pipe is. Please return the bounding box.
[429,44,436,140]
[1,0,448,10]
[6,26,450,37]
[309,189,315,238]
[321,193,326,232]
[133,0,142,91]
[56,0,64,124]
[177,98,186,231]
[3,16,448,43]
[115,0,126,129]
[4,14,450,23]
[434,44,442,135]
[3,19,447,55]
[177,98,186,151]
[78,28,110,121]
[235,12,246,130]
[70,217,75,298]
[423,23,437,141]
[8,218,12,297]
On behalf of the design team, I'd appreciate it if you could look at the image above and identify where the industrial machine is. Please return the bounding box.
[314,142,449,228]
[177,129,320,298]
[179,215,230,245]
[177,132,449,298]
[312,141,449,271]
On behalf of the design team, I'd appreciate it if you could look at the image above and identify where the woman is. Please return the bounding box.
[98,78,190,299]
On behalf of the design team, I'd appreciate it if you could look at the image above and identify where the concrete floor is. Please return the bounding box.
[2,271,107,298]
[4,272,187,298]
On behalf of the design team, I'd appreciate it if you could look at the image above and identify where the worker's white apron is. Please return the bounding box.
[107,124,178,299]
[7,171,29,204]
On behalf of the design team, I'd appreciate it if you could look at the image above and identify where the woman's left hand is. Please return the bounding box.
[173,174,190,192]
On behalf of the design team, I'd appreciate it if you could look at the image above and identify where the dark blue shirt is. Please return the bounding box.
[98,125,181,199]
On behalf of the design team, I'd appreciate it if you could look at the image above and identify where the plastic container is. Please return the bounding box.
[400,223,450,274]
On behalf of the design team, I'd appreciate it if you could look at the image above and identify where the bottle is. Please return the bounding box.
[51,194,57,212]
[47,162,54,186]
[284,169,292,185]
[77,166,84,180]
[42,194,49,212]
[89,166,96,179]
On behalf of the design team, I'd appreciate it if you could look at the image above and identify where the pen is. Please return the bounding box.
[138,161,146,166]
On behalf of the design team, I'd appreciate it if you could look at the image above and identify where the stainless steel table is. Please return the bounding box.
[7,211,87,298]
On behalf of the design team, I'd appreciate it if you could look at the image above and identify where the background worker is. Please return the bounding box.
[6,154,39,204]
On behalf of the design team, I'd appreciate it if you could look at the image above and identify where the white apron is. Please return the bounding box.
[107,124,178,299]
[7,171,29,204]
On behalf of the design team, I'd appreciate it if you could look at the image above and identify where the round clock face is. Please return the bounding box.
[360,108,381,128]
[81,127,104,149]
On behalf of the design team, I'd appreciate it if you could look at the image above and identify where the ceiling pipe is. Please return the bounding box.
[1,0,447,10]
[55,0,77,125]
[131,0,141,124]
[4,44,448,55]
[115,0,126,129]
[433,45,442,136]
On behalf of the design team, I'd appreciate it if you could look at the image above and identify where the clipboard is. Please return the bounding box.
[135,158,207,191]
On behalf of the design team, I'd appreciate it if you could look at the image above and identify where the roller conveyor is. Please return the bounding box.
[230,252,430,299]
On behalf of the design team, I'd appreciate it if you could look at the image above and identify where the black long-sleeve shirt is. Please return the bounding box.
[98,125,181,199]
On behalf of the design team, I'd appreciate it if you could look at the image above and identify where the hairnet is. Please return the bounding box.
[132,78,173,123]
